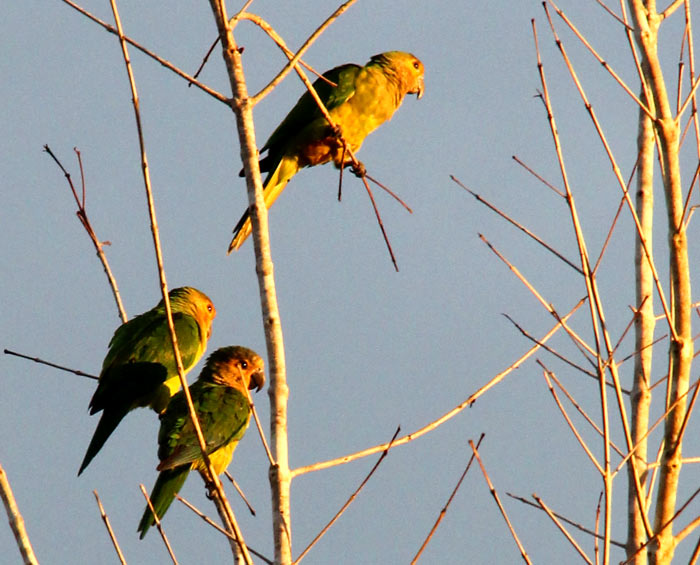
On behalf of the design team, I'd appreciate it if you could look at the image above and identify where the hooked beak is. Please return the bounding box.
[249,369,265,392]
[413,76,424,100]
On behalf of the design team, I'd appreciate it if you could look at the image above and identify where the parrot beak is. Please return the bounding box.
[413,77,424,100]
[249,369,265,392]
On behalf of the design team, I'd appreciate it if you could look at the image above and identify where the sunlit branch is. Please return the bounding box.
[292,300,583,478]
[139,484,178,564]
[58,0,227,103]
[470,441,532,564]
[93,490,126,565]
[411,434,485,564]
[533,493,593,564]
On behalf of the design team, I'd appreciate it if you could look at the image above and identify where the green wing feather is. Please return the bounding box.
[136,467,189,539]
[227,52,424,252]
[260,63,361,162]
[137,381,251,538]
[90,312,203,412]
[79,288,214,475]
[228,64,361,252]
[158,381,250,470]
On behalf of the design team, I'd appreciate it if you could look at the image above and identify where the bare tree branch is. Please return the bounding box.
[0,464,38,565]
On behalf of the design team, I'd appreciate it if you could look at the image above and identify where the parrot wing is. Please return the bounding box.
[80,313,205,475]
[156,382,251,472]
[259,63,361,161]
[137,466,189,539]
[90,312,204,413]
[228,64,361,252]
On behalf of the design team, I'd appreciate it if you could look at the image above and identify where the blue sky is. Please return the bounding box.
[3,1,700,563]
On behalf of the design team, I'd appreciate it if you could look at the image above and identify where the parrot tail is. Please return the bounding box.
[78,406,130,476]
[137,467,190,539]
[227,155,299,253]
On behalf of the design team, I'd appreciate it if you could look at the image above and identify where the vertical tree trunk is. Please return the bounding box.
[626,100,654,564]
[207,2,292,563]
[627,2,694,562]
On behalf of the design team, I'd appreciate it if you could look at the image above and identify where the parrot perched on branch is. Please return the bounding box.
[137,345,265,538]
[228,50,425,252]
[78,286,216,475]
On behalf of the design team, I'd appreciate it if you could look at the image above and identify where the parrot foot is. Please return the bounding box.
[331,124,344,139]
[350,161,366,178]
[205,481,216,500]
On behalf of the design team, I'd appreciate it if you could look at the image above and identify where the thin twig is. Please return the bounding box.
[677,73,700,120]
[43,145,127,322]
[502,313,600,381]
[189,36,220,85]
[548,309,599,370]
[608,295,646,362]
[176,494,230,535]
[224,472,256,516]
[511,154,565,197]
[140,484,178,564]
[470,441,532,564]
[688,533,700,565]
[4,349,98,380]
[58,0,227,103]
[411,434,485,564]
[594,492,602,565]
[594,0,632,28]
[242,378,275,466]
[533,493,593,564]
[545,369,625,459]
[247,1,358,106]
[660,0,685,19]
[677,515,700,546]
[539,362,604,475]
[480,234,598,364]
[507,492,625,549]
[292,300,583,477]
[618,333,667,365]
[364,173,413,213]
[293,428,401,564]
[232,0,256,21]
[93,490,126,565]
[191,30,331,88]
[547,0,652,117]
[533,17,624,553]
[591,177,632,277]
[175,495,272,564]
[359,173,399,271]
[452,176,582,274]
[681,159,700,227]
[207,485,250,563]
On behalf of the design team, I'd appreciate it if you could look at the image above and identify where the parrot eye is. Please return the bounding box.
[413,61,420,70]
[207,304,213,312]
[240,360,248,369]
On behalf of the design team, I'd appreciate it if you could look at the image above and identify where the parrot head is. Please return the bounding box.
[167,286,217,339]
[205,345,265,392]
[371,51,425,100]
[405,55,425,100]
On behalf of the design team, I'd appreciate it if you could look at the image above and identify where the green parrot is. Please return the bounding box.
[78,287,217,475]
[137,345,265,538]
[228,50,425,252]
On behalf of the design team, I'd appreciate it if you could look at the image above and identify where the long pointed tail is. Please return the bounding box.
[78,407,129,475]
[227,156,299,253]
[137,466,190,539]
